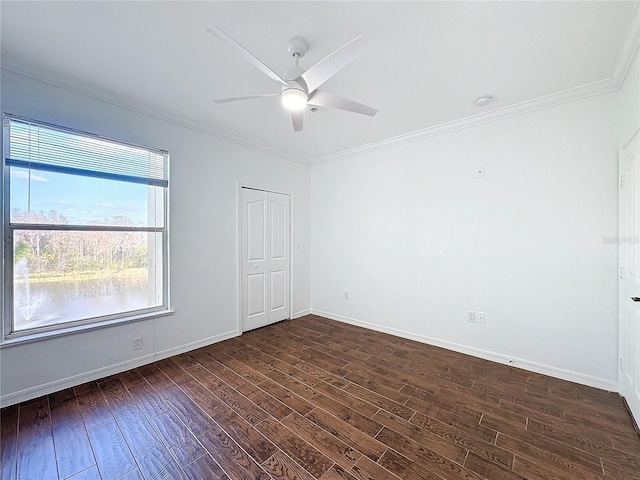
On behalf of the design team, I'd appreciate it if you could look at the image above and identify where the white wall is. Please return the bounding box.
[0,70,311,406]
[311,93,620,389]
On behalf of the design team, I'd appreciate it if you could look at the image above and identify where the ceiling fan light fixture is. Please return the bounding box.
[281,88,308,111]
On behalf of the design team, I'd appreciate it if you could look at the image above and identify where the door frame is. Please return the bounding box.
[237,183,294,334]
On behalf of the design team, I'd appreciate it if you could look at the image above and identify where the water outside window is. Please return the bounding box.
[12,230,163,331]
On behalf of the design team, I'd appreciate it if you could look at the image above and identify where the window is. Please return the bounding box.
[2,114,169,338]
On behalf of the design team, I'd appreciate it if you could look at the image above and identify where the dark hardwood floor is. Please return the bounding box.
[2,315,639,479]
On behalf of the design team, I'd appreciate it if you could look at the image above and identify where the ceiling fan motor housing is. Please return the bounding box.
[282,61,307,110]
[283,66,304,87]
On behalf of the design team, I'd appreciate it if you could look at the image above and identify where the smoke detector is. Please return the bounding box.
[475,96,493,107]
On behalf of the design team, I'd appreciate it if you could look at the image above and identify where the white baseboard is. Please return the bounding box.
[292,309,311,319]
[0,330,240,408]
[312,309,618,393]
[150,330,239,364]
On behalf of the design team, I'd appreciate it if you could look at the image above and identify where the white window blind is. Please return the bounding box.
[4,114,168,187]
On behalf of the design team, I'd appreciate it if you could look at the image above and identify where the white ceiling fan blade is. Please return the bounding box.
[206,26,288,87]
[298,36,365,93]
[308,90,378,117]
[214,93,280,104]
[291,110,303,132]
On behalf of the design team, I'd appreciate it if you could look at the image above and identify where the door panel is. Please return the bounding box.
[270,270,286,310]
[247,200,266,261]
[247,273,266,317]
[620,135,640,426]
[270,199,286,259]
[241,188,290,332]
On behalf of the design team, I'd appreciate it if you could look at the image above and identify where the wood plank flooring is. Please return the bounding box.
[2,315,639,480]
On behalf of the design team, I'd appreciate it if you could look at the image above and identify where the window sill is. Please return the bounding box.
[0,309,175,348]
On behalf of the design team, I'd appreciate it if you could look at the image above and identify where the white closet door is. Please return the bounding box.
[267,192,291,323]
[241,188,290,332]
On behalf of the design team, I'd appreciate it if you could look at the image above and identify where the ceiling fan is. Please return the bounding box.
[205,26,378,132]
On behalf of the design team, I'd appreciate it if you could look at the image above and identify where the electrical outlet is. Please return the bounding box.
[477,312,485,324]
[133,337,142,350]
[467,311,475,322]
[344,291,349,300]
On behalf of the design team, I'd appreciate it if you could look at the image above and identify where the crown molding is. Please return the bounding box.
[309,1,640,166]
[3,1,638,168]
[0,58,303,165]
[308,78,619,165]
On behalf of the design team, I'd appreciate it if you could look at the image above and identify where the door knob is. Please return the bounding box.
[254,264,258,268]
[632,297,640,302]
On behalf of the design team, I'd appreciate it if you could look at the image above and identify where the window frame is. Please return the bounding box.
[1,113,171,342]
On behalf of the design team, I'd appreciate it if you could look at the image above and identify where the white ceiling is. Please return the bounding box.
[1,1,637,163]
